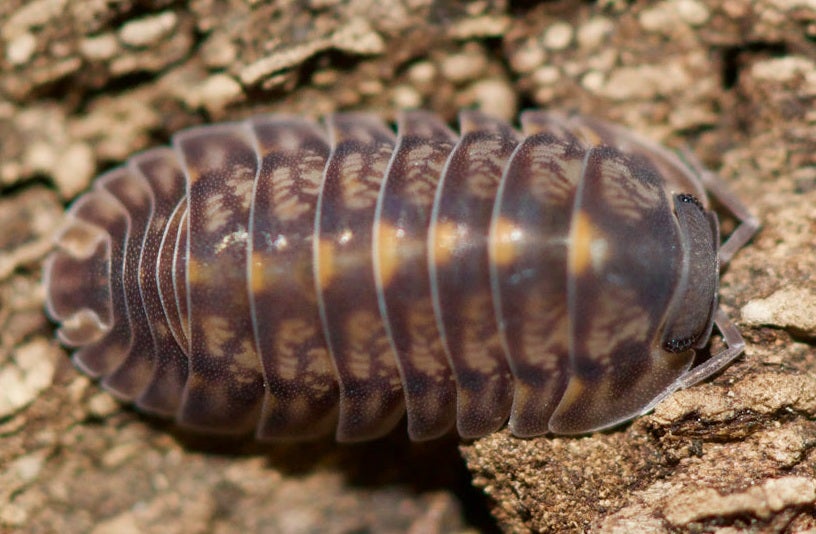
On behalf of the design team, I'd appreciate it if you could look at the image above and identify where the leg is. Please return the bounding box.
[679,148,761,265]
[677,308,746,389]
[699,169,761,264]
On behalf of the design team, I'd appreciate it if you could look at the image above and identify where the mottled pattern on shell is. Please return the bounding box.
[44,110,756,442]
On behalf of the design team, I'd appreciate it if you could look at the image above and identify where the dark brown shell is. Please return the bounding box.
[43,110,758,442]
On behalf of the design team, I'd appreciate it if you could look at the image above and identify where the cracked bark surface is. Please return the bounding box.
[1,1,814,532]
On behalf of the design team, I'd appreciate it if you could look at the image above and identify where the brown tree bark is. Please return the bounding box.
[1,1,814,532]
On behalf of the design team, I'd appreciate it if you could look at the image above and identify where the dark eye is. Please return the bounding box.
[676,193,704,211]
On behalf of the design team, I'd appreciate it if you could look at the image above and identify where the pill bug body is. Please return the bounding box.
[44,110,757,442]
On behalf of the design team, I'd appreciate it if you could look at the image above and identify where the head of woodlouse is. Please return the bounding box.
[44,110,755,442]
[660,193,719,355]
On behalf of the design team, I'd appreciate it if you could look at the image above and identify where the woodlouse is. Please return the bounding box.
[44,110,759,442]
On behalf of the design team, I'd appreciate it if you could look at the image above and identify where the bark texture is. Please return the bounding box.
[0,1,814,532]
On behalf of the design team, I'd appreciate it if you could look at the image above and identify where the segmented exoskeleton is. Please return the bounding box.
[44,110,759,442]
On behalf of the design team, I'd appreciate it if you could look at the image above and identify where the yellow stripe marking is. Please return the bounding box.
[555,376,586,413]
[569,210,608,276]
[376,221,403,288]
[431,221,460,266]
[316,238,335,289]
[187,257,203,285]
[490,216,524,267]
[250,251,267,294]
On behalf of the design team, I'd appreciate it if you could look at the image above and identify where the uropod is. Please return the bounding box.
[44,110,759,442]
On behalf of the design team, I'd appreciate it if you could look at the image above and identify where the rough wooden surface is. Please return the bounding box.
[1,1,814,532]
